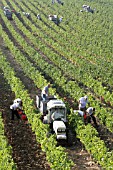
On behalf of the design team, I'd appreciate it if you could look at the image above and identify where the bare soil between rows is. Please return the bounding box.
[1,1,112,168]
[0,68,50,170]
[0,35,102,170]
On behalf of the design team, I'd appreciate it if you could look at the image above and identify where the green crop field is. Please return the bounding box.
[0,0,113,169]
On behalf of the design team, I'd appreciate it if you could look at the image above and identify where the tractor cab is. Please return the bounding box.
[45,99,67,123]
[36,94,76,144]
[44,99,67,140]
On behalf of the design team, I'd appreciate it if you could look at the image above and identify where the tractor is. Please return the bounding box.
[36,95,76,145]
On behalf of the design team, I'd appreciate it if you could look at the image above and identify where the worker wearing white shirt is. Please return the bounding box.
[86,107,98,126]
[37,14,41,20]
[86,107,94,116]
[13,98,22,104]
[10,101,21,120]
[78,96,88,111]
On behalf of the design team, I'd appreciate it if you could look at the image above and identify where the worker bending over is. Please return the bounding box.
[10,98,22,120]
[86,107,98,127]
[77,107,98,126]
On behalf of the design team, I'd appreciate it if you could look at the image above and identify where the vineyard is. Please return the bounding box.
[0,0,113,169]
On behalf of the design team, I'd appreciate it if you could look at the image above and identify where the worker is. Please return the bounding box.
[13,98,22,104]
[51,109,63,121]
[23,12,30,18]
[41,83,51,101]
[37,14,41,20]
[10,99,22,120]
[86,107,98,126]
[77,110,88,125]
[59,17,63,23]
[52,0,55,4]
[78,95,88,111]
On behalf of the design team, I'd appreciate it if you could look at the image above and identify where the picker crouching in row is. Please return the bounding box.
[10,98,28,124]
[77,95,98,127]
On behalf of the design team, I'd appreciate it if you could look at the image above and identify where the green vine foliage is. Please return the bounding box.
[0,54,74,170]
[68,109,113,169]
[0,112,17,170]
[1,0,113,168]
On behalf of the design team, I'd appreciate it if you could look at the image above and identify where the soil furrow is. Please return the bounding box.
[0,0,112,167]
[1,14,113,155]
[0,35,102,170]
[3,0,113,103]
[12,0,59,33]
[0,67,50,170]
[4,13,113,112]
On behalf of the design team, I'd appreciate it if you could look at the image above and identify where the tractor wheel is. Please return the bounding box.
[67,130,76,146]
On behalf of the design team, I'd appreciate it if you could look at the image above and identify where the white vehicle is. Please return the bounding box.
[36,95,76,145]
